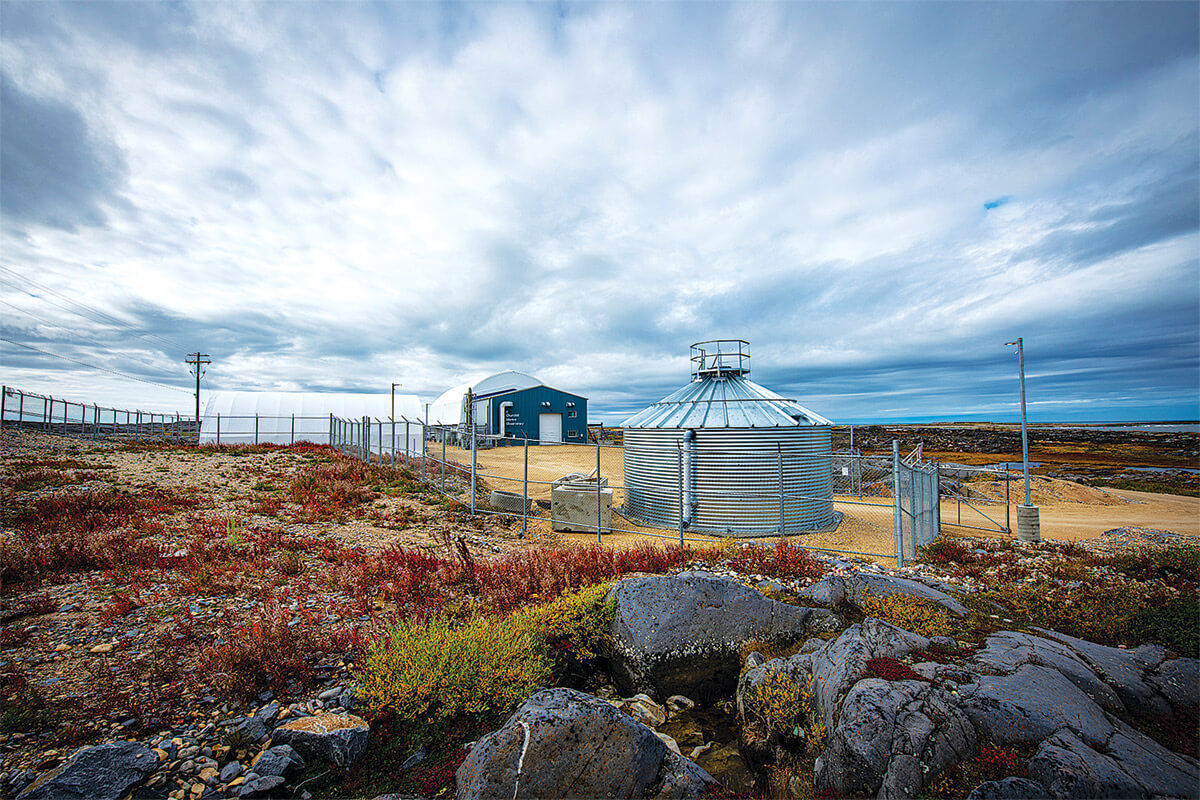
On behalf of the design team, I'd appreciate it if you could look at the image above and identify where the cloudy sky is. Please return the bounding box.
[1,1,1196,425]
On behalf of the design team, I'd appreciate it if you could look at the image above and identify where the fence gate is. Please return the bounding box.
[938,463,1013,536]
[895,443,939,566]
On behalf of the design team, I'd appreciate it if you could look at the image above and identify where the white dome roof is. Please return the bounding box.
[429,371,542,425]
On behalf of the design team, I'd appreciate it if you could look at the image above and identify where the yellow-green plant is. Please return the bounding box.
[355,584,614,738]
[742,669,825,755]
[225,518,244,547]
[860,591,954,639]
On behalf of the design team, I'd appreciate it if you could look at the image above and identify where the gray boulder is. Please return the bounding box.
[250,744,305,778]
[456,688,716,800]
[972,631,1126,714]
[809,618,930,729]
[269,712,369,767]
[1148,656,1200,714]
[804,573,969,615]
[815,678,975,800]
[965,777,1048,799]
[17,741,157,800]
[1032,628,1174,717]
[1027,729,1146,799]
[607,571,828,700]
[236,774,287,798]
[801,575,847,606]
[960,664,1115,747]
[649,750,718,800]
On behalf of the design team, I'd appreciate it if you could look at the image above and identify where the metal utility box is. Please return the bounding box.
[551,473,612,533]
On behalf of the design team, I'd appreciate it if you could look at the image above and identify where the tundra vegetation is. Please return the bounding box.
[0,430,1196,798]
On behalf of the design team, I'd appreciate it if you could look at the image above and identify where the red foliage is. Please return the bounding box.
[288,460,386,523]
[865,657,931,683]
[412,747,469,796]
[920,537,972,565]
[198,606,317,697]
[98,592,140,626]
[726,540,828,580]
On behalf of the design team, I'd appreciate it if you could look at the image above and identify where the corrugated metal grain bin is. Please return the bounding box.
[620,340,835,536]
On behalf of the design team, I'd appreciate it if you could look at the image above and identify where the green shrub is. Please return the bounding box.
[355,584,614,743]
[1130,596,1199,658]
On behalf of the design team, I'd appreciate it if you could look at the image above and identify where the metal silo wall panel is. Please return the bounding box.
[622,427,834,536]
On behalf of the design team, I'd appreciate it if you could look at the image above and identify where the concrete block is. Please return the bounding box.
[552,486,612,533]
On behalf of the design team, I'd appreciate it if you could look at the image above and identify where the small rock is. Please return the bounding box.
[89,643,114,654]
[399,747,426,771]
[269,713,369,768]
[665,695,695,714]
[218,762,242,783]
[250,745,304,779]
[655,731,681,755]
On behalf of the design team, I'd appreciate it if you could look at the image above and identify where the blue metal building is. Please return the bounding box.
[430,371,588,444]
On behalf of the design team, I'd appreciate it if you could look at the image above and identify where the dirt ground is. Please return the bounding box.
[436,442,1200,552]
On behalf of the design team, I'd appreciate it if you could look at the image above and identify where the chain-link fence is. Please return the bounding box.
[329,415,951,564]
[1,385,193,441]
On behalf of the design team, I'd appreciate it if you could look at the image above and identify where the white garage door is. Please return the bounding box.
[539,413,562,444]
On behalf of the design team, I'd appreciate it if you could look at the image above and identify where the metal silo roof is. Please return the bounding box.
[620,374,834,429]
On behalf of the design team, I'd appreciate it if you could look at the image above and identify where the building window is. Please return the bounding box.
[568,430,579,437]
[568,410,577,418]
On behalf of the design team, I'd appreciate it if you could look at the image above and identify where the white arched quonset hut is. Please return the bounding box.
[199,391,423,453]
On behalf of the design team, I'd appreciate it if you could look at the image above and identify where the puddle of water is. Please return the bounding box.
[658,706,755,794]
[1122,466,1200,475]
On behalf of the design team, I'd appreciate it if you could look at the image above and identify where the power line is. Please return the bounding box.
[0,337,193,394]
[0,265,187,354]
[0,298,183,379]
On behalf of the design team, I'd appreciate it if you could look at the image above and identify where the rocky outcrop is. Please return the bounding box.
[802,573,969,616]
[816,677,975,799]
[735,619,1200,800]
[608,571,829,701]
[809,618,930,729]
[269,712,369,767]
[16,741,157,800]
[456,688,716,800]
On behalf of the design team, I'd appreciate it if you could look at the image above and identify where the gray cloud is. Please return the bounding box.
[0,74,128,231]
[0,1,1195,423]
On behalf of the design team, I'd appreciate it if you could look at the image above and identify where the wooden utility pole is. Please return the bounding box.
[185,352,211,439]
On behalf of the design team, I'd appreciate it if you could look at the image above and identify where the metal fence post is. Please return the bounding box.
[18,391,24,430]
[390,418,395,469]
[677,442,684,546]
[216,413,221,444]
[0,385,6,429]
[44,396,51,431]
[1005,470,1011,534]
[470,425,477,515]
[596,442,602,544]
[522,436,529,539]
[254,414,259,445]
[290,413,295,445]
[892,440,903,568]
[778,445,785,540]
[404,421,410,467]
[441,432,446,493]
